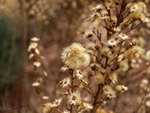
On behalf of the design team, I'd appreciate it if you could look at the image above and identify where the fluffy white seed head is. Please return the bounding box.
[61,43,90,69]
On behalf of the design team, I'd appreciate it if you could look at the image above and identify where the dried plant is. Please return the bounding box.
[28,0,150,113]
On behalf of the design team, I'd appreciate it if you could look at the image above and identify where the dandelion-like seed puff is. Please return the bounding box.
[61,43,90,69]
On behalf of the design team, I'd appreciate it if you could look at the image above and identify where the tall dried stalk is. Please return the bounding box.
[18,0,27,112]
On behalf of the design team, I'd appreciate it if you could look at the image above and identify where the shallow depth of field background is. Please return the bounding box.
[0,0,150,113]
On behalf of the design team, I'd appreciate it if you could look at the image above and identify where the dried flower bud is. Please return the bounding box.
[109,111,114,113]
[84,30,94,39]
[146,101,150,107]
[119,60,129,71]
[96,108,106,113]
[100,68,106,74]
[82,78,89,85]
[43,71,48,76]
[103,85,116,98]
[116,85,128,92]
[95,74,104,84]
[95,45,100,50]
[90,63,98,70]
[79,81,88,89]
[34,61,41,68]
[108,73,118,84]
[32,82,40,87]
[31,37,39,42]
[60,66,68,72]
[146,50,150,61]
[92,4,104,12]
[76,69,84,80]
[43,105,51,113]
[82,102,93,109]
[37,77,43,84]
[43,96,49,100]
[68,92,81,106]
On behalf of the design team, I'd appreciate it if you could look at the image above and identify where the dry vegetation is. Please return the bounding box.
[0,0,150,113]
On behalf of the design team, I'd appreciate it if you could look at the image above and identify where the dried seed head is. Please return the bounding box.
[103,85,116,98]
[68,92,81,106]
[119,60,129,71]
[96,108,106,113]
[108,73,118,84]
[116,85,128,92]
[32,82,40,87]
[100,68,106,74]
[61,43,90,69]
[83,102,93,109]
[95,74,104,84]
[92,4,104,12]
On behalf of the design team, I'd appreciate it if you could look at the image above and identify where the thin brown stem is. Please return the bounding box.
[18,0,27,112]
[69,69,74,113]
[134,76,150,113]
